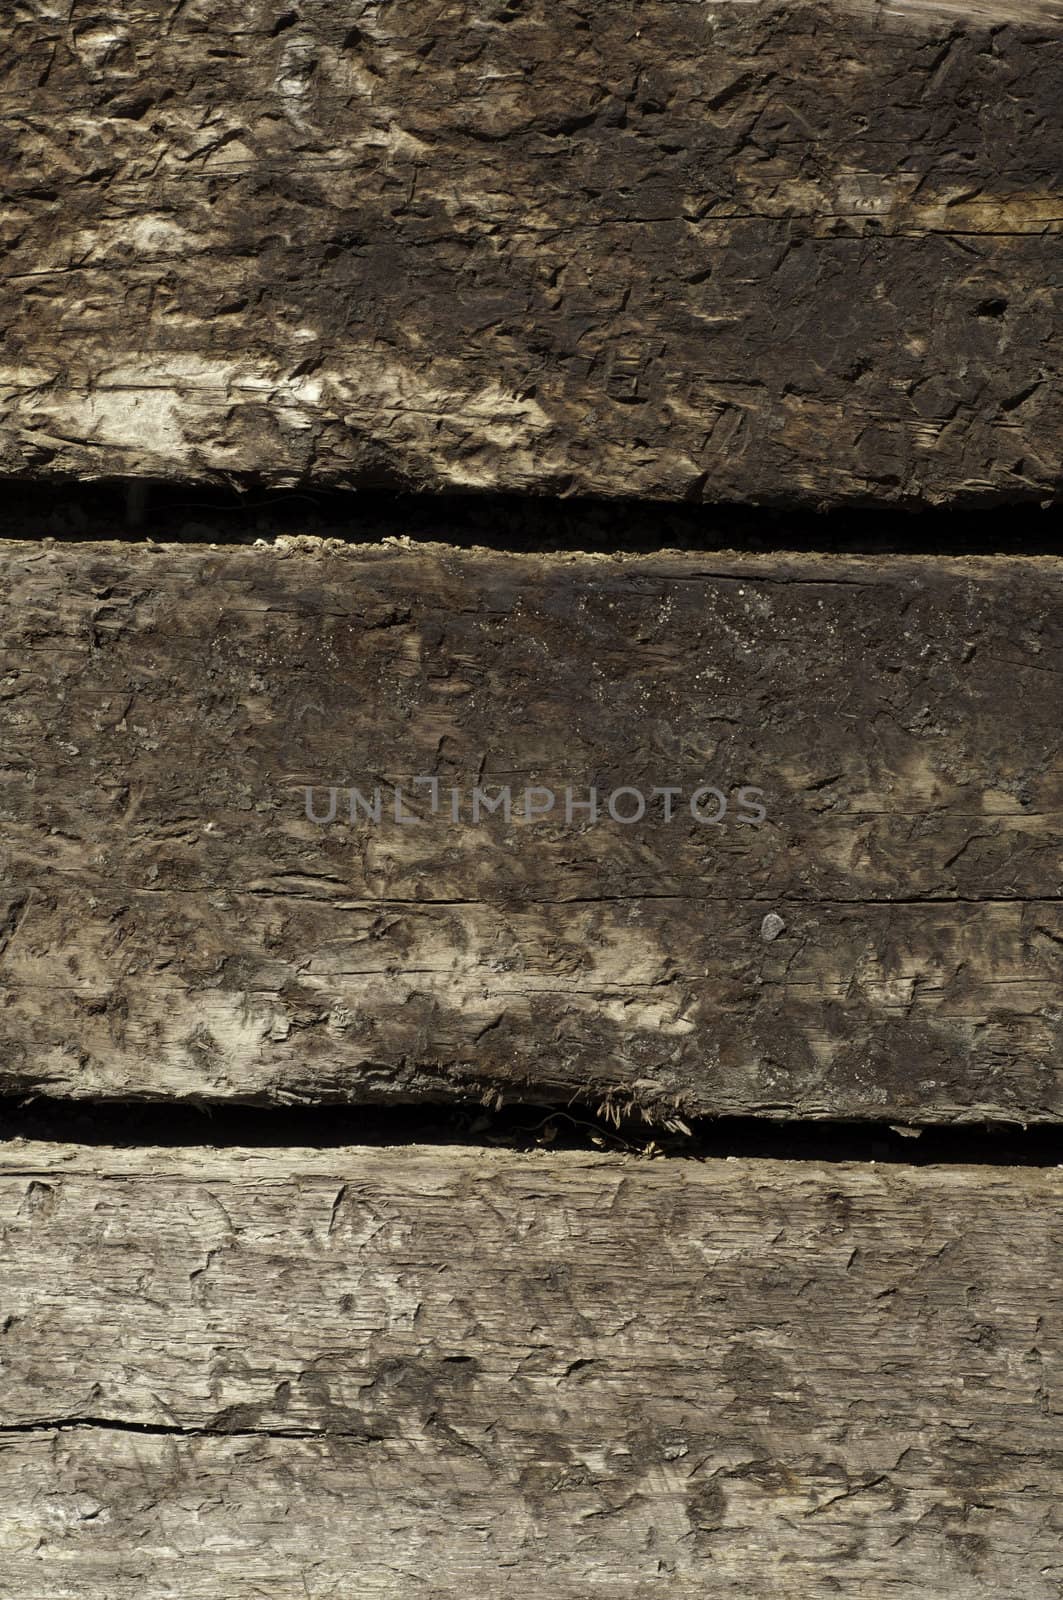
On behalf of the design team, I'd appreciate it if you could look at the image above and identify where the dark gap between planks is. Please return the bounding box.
[0,1097,1060,1167]
[0,478,1060,554]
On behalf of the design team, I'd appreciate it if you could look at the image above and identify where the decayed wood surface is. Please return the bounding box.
[0,1141,1059,1595]
[2,541,1063,1119]
[2,0,1061,504]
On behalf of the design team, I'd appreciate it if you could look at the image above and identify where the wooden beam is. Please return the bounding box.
[0,1141,1059,1594]
[2,1,1060,503]
[2,541,1062,1118]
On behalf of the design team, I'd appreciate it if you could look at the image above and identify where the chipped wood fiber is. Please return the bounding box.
[1,0,1061,502]
[2,541,1062,1119]
[0,1143,1060,1596]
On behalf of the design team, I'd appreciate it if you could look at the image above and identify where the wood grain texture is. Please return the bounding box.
[3,540,1063,1118]
[2,0,1061,504]
[0,1141,1060,1596]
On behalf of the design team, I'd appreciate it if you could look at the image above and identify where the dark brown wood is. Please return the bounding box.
[0,1141,1060,1596]
[2,0,1061,504]
[1,541,1061,1118]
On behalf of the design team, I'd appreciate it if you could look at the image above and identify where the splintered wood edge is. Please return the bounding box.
[0,1136,1057,1186]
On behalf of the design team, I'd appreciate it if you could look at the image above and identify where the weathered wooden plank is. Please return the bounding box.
[2,0,1061,504]
[0,1142,1060,1595]
[5,888,1063,1116]
[2,541,1063,1118]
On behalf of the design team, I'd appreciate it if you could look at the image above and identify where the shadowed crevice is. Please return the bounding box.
[0,1095,1060,1166]
[0,479,1058,554]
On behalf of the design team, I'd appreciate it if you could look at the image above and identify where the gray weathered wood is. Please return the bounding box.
[2,0,1061,504]
[2,541,1063,1119]
[0,1141,1060,1595]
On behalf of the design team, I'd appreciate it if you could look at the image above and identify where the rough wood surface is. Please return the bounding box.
[3,541,1063,1119]
[0,1141,1059,1595]
[2,0,1061,504]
